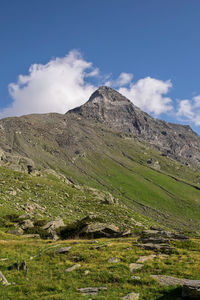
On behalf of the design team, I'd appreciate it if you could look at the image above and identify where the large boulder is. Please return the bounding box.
[59,215,130,239]
[80,222,120,238]
[42,218,65,231]
[20,219,34,230]
[42,218,65,240]
[151,275,200,298]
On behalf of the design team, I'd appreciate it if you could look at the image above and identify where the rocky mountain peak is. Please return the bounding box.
[87,86,132,104]
[67,86,200,166]
[67,86,141,124]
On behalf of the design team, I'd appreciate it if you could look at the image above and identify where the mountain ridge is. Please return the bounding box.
[68,86,200,166]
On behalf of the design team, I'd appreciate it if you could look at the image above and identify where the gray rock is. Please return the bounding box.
[137,243,174,252]
[78,287,107,295]
[47,228,60,241]
[137,229,181,252]
[122,292,140,300]
[137,254,156,263]
[138,237,170,244]
[140,229,188,241]
[42,218,65,230]
[55,246,71,254]
[121,229,132,237]
[129,263,143,272]
[65,264,81,272]
[59,215,128,239]
[80,222,120,238]
[20,219,34,230]
[94,244,107,250]
[151,275,200,287]
[42,218,65,240]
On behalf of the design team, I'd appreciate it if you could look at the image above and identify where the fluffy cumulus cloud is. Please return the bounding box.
[1,50,98,117]
[1,49,199,128]
[177,96,200,126]
[118,77,173,115]
[106,72,133,87]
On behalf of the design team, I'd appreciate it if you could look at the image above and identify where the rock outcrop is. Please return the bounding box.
[151,275,200,299]
[136,228,188,252]
[59,215,131,239]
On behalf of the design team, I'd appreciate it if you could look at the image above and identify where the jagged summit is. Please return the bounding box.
[68,86,200,166]
[67,85,143,125]
[87,86,132,104]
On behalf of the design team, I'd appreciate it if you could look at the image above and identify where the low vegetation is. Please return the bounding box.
[0,234,199,299]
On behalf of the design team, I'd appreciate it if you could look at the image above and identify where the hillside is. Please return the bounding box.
[0,87,199,233]
[0,87,200,299]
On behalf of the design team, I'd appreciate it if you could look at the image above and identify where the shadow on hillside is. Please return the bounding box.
[156,287,182,300]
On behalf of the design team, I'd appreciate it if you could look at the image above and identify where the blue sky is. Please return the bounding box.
[0,0,200,134]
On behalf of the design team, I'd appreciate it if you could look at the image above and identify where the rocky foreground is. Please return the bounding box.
[0,226,200,299]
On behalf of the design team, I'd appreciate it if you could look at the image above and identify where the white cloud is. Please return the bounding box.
[2,49,199,128]
[117,72,133,86]
[118,77,173,115]
[177,96,200,126]
[1,50,98,117]
[193,95,200,108]
[106,72,133,87]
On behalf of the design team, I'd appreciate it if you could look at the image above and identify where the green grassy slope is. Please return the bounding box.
[61,129,200,233]
[0,235,200,299]
[0,166,149,234]
[0,115,199,232]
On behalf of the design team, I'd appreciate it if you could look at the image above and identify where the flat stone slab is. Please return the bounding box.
[122,292,140,300]
[137,254,156,263]
[137,243,173,252]
[78,287,107,295]
[55,246,71,254]
[129,263,143,272]
[141,230,188,241]
[151,275,200,287]
[65,264,81,272]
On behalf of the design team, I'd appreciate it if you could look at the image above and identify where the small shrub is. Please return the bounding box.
[25,226,49,239]
[4,214,21,223]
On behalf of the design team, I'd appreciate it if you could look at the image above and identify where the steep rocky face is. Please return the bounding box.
[68,86,200,166]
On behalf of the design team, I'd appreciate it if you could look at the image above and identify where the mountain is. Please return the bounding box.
[0,86,200,233]
[68,86,200,167]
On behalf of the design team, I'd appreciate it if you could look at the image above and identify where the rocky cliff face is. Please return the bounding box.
[68,86,200,166]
